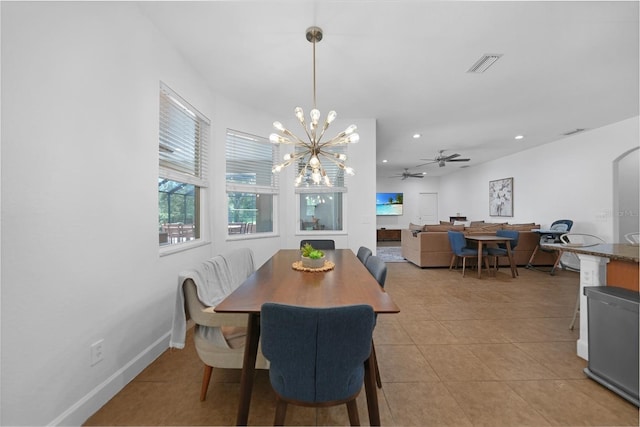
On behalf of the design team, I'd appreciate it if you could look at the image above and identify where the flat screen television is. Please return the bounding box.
[376,192,403,216]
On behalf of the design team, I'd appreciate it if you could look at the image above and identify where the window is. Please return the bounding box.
[158,82,209,246]
[296,146,348,233]
[225,130,278,236]
[299,192,344,231]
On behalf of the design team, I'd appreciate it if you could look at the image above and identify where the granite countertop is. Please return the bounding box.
[541,243,639,263]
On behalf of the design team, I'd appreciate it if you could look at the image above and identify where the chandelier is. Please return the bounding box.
[270,26,359,187]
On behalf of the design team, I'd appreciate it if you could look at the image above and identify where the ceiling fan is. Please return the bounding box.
[390,168,425,180]
[417,150,471,167]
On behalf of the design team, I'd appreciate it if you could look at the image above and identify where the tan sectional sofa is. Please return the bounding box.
[401,222,557,268]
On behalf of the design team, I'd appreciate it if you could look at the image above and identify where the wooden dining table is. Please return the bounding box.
[465,235,517,278]
[215,249,400,426]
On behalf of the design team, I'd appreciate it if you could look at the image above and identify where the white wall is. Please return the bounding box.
[0,3,377,425]
[375,176,441,229]
[437,117,640,241]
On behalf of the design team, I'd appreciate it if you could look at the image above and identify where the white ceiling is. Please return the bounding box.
[138,1,639,177]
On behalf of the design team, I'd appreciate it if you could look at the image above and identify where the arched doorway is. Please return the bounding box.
[613,146,639,242]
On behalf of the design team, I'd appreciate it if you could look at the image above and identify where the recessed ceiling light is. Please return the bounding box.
[422,172,427,175]
[382,159,388,163]
[413,133,421,139]
[515,135,524,140]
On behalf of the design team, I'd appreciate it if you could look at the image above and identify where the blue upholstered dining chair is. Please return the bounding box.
[300,239,335,250]
[364,254,387,388]
[260,303,375,426]
[487,230,520,275]
[356,246,373,265]
[365,255,387,288]
[447,230,489,277]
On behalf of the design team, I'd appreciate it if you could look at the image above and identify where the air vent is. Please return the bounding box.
[467,54,503,73]
[563,128,587,136]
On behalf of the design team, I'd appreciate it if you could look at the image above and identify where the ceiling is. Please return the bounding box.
[138,1,639,178]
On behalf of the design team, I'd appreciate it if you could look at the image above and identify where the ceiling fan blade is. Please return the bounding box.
[415,160,436,167]
[442,153,460,161]
[447,158,470,162]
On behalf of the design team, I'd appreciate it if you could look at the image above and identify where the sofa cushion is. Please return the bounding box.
[470,220,486,227]
[465,223,505,233]
[424,224,465,232]
[504,223,539,231]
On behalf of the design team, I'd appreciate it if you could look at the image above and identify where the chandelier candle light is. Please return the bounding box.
[270,26,359,187]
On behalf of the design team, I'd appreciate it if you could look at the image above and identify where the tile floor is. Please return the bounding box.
[84,263,639,426]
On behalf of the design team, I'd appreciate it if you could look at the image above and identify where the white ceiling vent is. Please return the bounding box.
[563,128,587,136]
[467,54,503,73]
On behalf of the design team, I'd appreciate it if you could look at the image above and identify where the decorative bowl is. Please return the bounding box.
[301,255,325,269]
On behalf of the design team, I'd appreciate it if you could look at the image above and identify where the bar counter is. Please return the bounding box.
[542,242,639,360]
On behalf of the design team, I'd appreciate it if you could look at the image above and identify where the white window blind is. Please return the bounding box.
[225,129,278,193]
[293,144,349,192]
[159,83,209,187]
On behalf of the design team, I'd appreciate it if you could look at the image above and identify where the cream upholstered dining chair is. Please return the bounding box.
[171,248,269,401]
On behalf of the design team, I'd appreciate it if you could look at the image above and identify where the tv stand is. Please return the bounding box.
[377,229,401,241]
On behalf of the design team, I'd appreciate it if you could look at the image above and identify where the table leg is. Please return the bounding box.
[364,349,381,426]
[235,313,260,426]
[477,241,484,278]
[506,241,517,278]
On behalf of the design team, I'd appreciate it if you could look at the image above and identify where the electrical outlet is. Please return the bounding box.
[90,339,104,366]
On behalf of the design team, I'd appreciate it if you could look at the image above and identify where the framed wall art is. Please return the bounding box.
[489,177,513,217]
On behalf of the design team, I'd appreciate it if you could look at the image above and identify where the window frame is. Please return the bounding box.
[225,129,279,240]
[295,187,348,235]
[158,82,210,251]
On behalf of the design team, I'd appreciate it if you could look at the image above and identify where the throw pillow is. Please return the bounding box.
[409,223,424,231]
[453,220,472,227]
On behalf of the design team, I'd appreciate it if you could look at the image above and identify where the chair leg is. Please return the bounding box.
[449,254,457,270]
[371,340,382,388]
[346,399,360,426]
[462,257,466,277]
[200,364,213,401]
[274,397,288,426]
[569,292,580,330]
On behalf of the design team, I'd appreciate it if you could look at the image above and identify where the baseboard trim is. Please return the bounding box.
[48,332,171,426]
